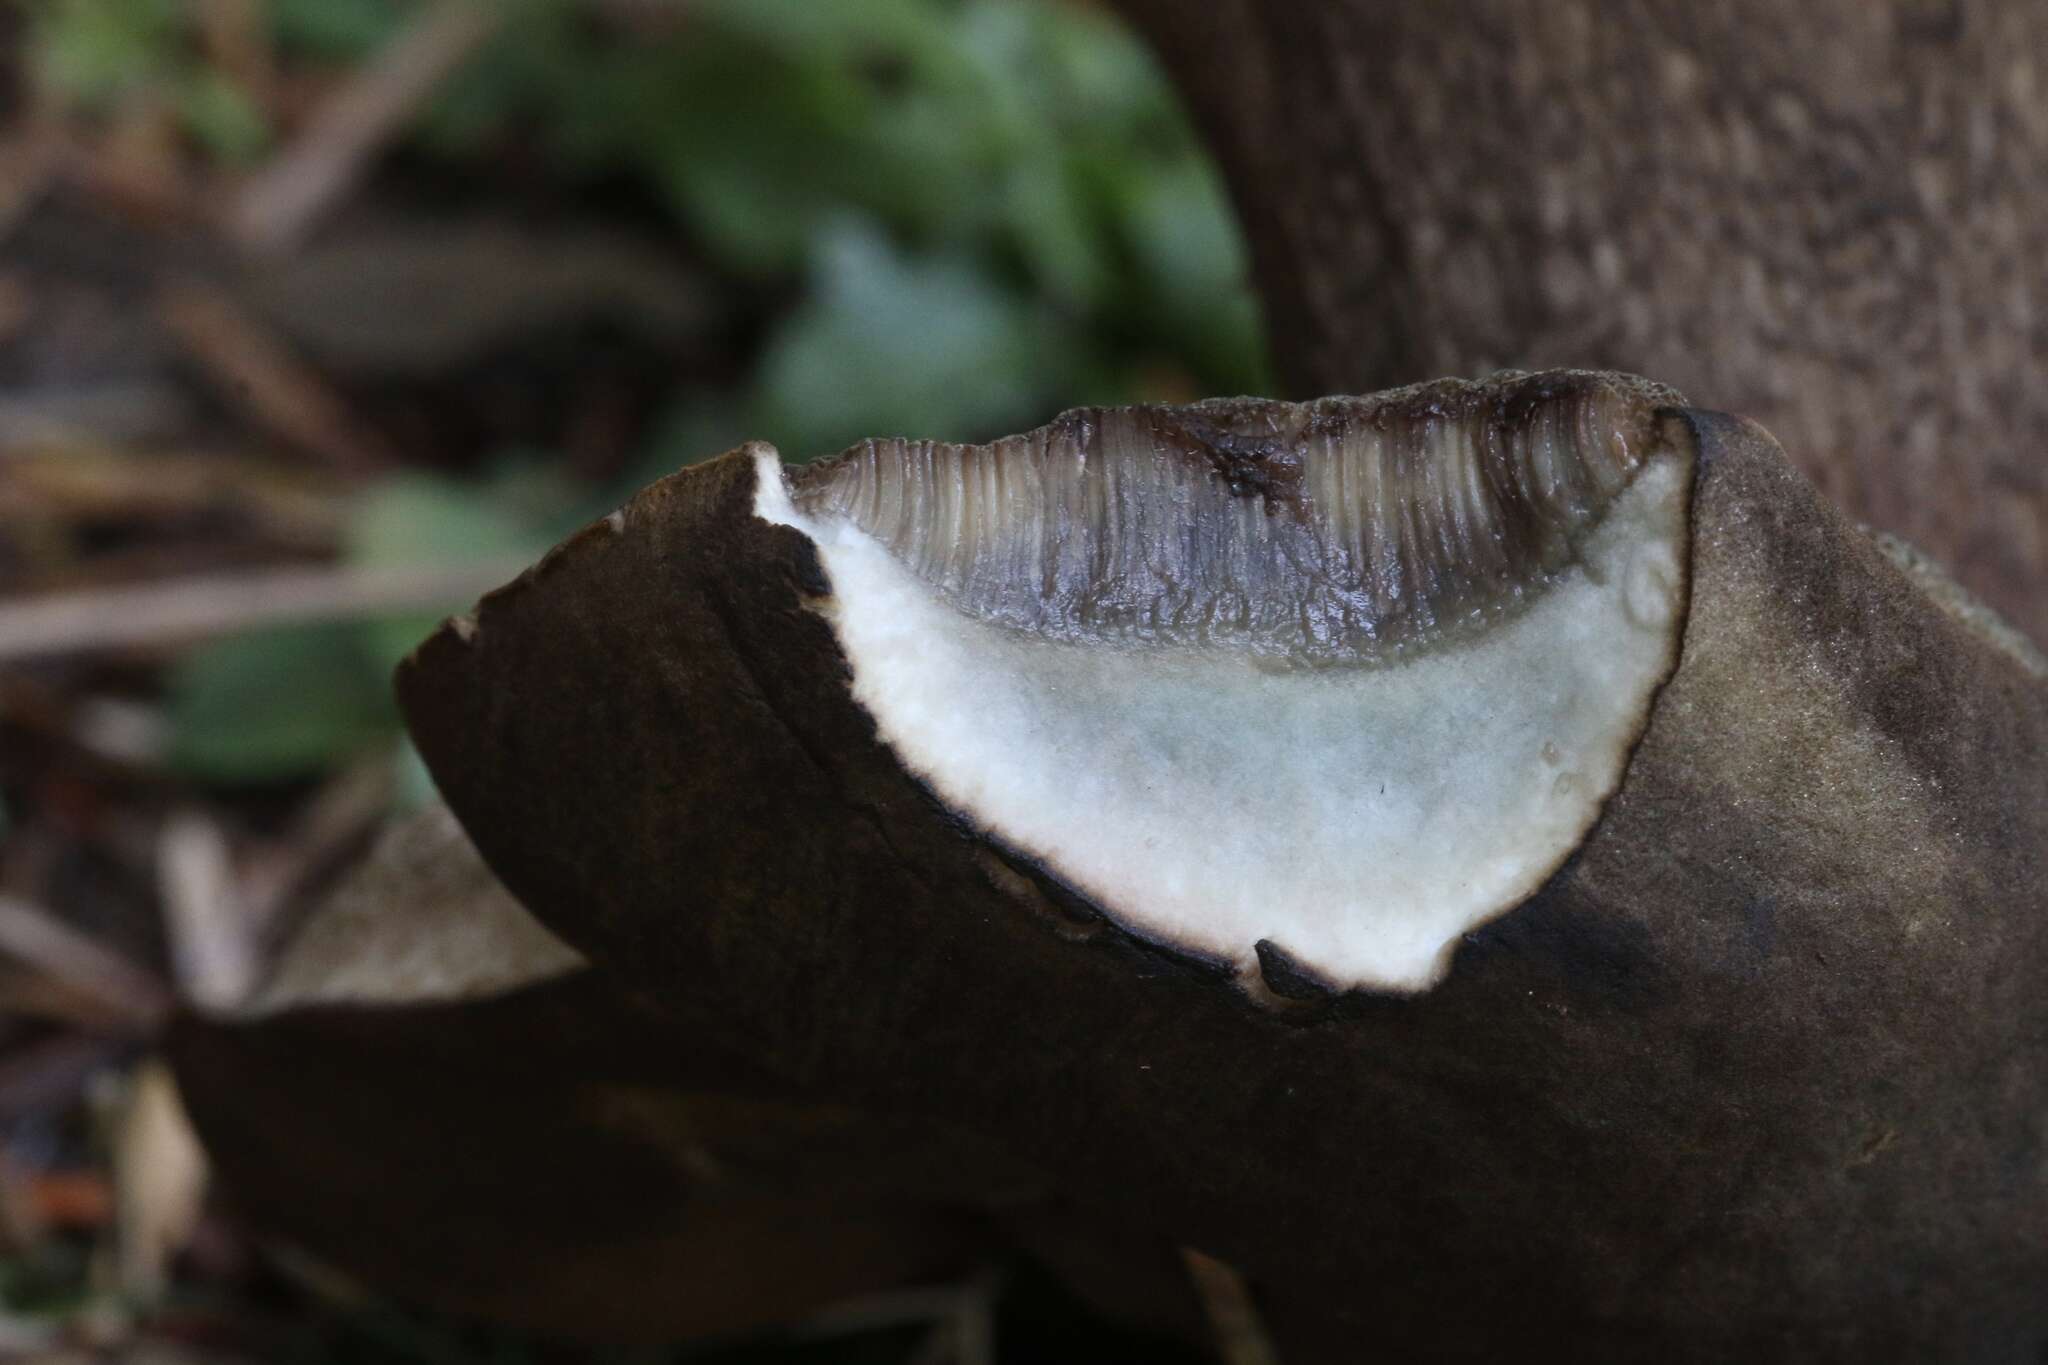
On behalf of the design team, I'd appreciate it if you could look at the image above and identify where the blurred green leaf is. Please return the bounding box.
[629,39,985,276]
[346,466,569,673]
[391,738,441,812]
[270,0,413,61]
[178,67,270,162]
[1115,157,1270,393]
[751,216,1072,458]
[1002,148,1107,308]
[166,625,398,784]
[31,0,278,166]
[693,0,950,63]
[0,1238,93,1322]
[1005,0,1170,134]
[415,0,593,155]
[166,465,576,785]
[346,472,551,569]
[29,0,179,108]
[140,0,1271,789]
[309,0,1268,390]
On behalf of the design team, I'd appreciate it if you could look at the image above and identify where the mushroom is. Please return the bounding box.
[383,370,2048,1360]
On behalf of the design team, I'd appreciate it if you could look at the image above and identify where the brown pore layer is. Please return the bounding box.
[791,369,1681,662]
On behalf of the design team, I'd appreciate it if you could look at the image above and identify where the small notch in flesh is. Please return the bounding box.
[1252,938,1339,1004]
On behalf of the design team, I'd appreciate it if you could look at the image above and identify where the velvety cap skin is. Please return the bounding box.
[397,378,2048,1362]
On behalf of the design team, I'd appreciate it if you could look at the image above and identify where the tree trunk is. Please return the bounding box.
[1118,0,2048,644]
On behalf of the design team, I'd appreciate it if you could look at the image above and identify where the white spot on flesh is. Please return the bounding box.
[1623,539,1682,629]
[754,446,1690,993]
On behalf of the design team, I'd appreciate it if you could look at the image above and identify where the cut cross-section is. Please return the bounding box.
[757,371,1693,993]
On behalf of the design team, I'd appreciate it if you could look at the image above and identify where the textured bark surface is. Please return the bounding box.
[398,408,2048,1362]
[1115,0,2048,647]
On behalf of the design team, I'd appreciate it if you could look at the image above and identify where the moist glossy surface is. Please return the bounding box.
[793,371,1679,662]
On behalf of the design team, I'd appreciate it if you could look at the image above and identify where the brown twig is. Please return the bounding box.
[0,558,529,662]
[0,896,173,1032]
[231,0,501,253]
[155,279,396,478]
[0,381,195,451]
[0,962,155,1034]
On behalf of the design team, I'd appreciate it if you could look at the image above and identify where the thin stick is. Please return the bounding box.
[155,279,396,478]
[0,558,528,662]
[231,0,500,253]
[0,896,172,1031]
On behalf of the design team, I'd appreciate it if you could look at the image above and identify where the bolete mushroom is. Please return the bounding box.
[381,368,2047,1361]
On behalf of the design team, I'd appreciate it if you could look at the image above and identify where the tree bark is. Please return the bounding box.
[1117,0,2048,644]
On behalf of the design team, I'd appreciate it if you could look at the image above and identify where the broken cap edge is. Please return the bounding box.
[751,388,1699,997]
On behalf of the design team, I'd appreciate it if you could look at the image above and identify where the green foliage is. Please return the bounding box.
[166,464,572,785]
[165,623,399,783]
[268,0,411,60]
[344,466,573,674]
[177,65,271,161]
[27,0,272,161]
[751,216,1074,458]
[35,0,1267,450]
[407,0,1271,437]
[29,0,175,102]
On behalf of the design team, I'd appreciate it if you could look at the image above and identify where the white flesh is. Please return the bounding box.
[757,448,1690,993]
